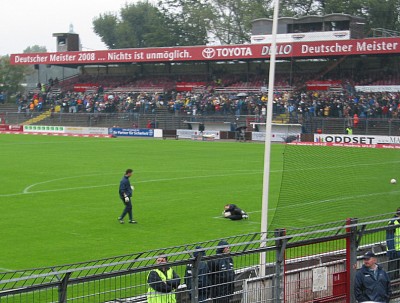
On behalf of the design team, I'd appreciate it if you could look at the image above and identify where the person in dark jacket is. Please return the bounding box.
[185,246,210,302]
[223,204,248,220]
[147,255,181,303]
[354,251,391,303]
[208,240,235,303]
[118,169,136,224]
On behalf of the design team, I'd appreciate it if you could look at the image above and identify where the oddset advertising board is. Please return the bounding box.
[10,37,400,65]
[314,134,400,144]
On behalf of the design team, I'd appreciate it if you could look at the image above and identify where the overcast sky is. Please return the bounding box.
[1,0,156,56]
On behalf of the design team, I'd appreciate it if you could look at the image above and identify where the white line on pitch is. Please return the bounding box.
[0,267,15,272]
[0,171,263,197]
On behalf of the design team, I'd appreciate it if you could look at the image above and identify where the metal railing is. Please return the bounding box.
[371,28,400,38]
[1,212,399,303]
[2,109,400,137]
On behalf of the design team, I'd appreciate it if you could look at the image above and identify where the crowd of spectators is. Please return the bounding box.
[12,73,400,123]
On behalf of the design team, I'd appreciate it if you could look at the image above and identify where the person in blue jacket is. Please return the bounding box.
[118,168,136,224]
[208,240,235,303]
[354,251,391,302]
[185,246,210,303]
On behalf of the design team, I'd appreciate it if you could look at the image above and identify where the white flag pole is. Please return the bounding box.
[260,0,280,277]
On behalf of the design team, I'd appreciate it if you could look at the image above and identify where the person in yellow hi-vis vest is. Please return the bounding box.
[147,255,180,303]
[387,207,400,280]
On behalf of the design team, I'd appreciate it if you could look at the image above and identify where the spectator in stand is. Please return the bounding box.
[69,97,77,113]
[28,101,34,116]
[323,104,330,117]
[17,98,25,113]
[353,113,359,128]
[345,126,353,135]
[10,71,400,119]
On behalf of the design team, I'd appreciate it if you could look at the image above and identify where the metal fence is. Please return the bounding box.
[2,109,400,137]
[1,212,399,303]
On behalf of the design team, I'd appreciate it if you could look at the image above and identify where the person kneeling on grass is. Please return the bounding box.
[222,204,248,220]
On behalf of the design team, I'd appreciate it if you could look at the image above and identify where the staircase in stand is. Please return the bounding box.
[0,103,18,113]
[23,110,53,125]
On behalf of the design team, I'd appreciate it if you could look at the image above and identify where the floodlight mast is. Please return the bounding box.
[260,0,280,277]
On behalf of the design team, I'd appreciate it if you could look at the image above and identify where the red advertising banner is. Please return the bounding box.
[0,124,23,131]
[10,37,400,66]
[73,83,99,92]
[175,82,206,92]
[306,80,342,91]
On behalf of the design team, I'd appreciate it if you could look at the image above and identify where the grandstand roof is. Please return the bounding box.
[251,13,366,25]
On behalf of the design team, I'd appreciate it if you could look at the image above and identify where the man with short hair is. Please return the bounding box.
[354,251,391,302]
[185,246,210,302]
[208,240,235,303]
[118,169,137,224]
[222,204,248,220]
[147,255,181,303]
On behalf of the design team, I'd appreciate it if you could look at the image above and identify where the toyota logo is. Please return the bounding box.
[202,48,216,59]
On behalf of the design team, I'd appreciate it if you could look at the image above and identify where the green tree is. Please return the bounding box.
[24,45,47,53]
[362,0,400,32]
[0,45,44,100]
[158,0,211,45]
[281,0,400,33]
[0,56,29,101]
[93,1,180,48]
[160,0,270,45]
[210,0,271,44]
[93,0,400,49]
[93,13,119,48]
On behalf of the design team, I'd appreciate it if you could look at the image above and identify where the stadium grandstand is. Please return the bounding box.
[3,13,400,303]
[5,13,400,129]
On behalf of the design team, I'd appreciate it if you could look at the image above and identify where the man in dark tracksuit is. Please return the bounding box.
[208,240,235,303]
[118,169,136,224]
[185,246,210,302]
[223,204,248,220]
[354,251,391,302]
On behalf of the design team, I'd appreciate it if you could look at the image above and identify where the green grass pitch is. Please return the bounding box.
[0,134,399,270]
